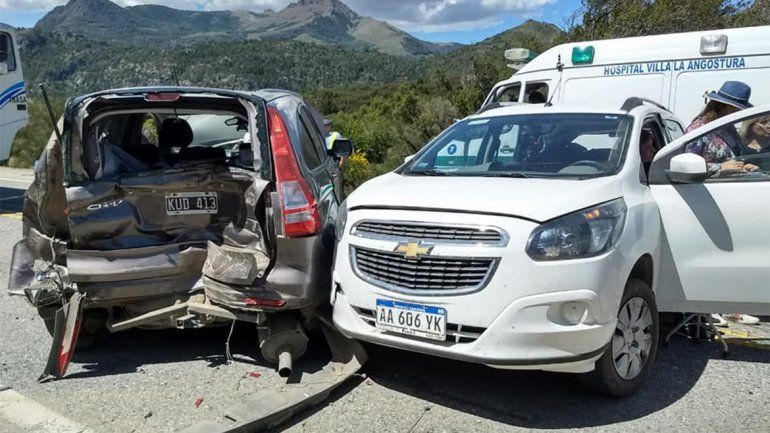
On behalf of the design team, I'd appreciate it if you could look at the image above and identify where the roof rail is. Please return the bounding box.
[475,101,521,115]
[621,97,670,113]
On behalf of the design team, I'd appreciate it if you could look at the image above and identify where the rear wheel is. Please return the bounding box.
[581,278,659,397]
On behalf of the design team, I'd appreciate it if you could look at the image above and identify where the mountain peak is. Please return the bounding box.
[284,0,358,20]
[33,0,460,57]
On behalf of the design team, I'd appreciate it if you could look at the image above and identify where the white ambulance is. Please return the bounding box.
[485,26,770,123]
[0,29,28,163]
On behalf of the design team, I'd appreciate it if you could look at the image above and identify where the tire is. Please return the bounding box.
[38,306,107,350]
[581,278,659,397]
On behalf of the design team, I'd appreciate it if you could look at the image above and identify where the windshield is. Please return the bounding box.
[405,113,633,179]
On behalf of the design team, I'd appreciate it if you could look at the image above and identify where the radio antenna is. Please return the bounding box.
[546,54,564,107]
[39,84,63,144]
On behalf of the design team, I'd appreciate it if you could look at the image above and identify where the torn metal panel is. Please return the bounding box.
[202,242,270,286]
[8,240,36,293]
[67,244,208,283]
[39,292,84,382]
[77,275,202,305]
[22,120,69,239]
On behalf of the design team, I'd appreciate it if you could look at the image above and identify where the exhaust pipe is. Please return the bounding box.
[258,315,308,376]
[278,351,293,378]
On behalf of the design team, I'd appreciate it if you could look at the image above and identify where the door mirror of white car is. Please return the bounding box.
[0,62,8,75]
[404,154,415,164]
[666,153,708,184]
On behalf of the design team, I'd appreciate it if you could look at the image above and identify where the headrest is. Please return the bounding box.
[158,118,193,150]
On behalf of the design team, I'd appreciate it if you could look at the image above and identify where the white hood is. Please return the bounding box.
[346,173,624,223]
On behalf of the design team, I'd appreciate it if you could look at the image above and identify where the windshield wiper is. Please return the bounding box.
[408,169,450,176]
[486,172,530,178]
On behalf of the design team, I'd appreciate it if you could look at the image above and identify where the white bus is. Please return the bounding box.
[0,29,28,163]
[485,25,770,124]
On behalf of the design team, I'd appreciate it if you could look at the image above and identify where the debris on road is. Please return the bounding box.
[194,398,204,409]
[180,322,368,433]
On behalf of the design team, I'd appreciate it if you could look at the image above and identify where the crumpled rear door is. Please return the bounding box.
[65,167,261,251]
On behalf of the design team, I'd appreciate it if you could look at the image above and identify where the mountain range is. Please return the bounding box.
[11,0,562,95]
[34,0,461,57]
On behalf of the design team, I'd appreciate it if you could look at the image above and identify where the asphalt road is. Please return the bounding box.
[0,172,769,433]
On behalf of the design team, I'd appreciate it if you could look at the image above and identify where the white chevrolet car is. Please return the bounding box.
[332,100,770,396]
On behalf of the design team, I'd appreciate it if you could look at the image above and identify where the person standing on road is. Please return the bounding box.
[684,81,759,176]
[684,81,760,327]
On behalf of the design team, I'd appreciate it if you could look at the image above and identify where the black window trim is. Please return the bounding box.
[0,32,16,72]
[298,105,329,164]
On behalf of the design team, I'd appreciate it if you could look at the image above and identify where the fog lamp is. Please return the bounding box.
[561,302,589,325]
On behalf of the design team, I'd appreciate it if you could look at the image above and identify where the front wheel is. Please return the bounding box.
[581,278,659,397]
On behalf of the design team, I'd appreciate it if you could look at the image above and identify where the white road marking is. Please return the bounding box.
[0,177,32,184]
[0,387,92,433]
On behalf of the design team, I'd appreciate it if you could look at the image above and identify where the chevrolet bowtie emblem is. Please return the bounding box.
[394,242,433,259]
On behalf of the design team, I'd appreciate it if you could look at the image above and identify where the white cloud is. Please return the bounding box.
[0,0,64,9]
[0,0,555,32]
[345,0,554,32]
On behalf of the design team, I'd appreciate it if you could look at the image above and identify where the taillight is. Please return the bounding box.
[245,297,287,308]
[267,106,321,238]
[144,92,181,102]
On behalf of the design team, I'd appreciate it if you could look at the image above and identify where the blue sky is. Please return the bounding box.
[0,0,583,44]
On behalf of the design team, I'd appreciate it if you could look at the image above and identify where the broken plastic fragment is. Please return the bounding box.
[249,371,261,380]
[194,398,204,408]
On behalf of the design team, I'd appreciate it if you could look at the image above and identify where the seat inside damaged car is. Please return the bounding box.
[11,88,349,379]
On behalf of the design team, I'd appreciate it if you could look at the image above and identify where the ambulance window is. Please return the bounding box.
[525,82,549,104]
[494,83,521,103]
[664,119,684,140]
[0,32,16,71]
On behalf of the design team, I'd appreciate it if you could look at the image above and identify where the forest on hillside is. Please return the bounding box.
[9,0,770,190]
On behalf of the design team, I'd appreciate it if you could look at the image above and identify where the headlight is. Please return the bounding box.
[526,198,627,261]
[335,199,348,240]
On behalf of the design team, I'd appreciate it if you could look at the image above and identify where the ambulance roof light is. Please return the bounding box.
[571,45,594,65]
[505,48,531,62]
[505,48,536,70]
[701,34,728,55]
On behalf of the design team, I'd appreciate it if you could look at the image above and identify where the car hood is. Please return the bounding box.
[346,172,624,223]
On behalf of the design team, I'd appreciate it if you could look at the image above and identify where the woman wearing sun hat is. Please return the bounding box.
[685,81,759,177]
[684,80,761,327]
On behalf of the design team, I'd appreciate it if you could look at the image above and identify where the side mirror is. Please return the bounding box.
[404,155,415,164]
[330,138,353,159]
[0,62,8,75]
[666,153,708,184]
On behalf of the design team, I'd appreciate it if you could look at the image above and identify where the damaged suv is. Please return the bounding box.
[9,87,352,379]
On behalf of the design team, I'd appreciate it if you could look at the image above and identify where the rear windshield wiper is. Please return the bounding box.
[408,169,450,176]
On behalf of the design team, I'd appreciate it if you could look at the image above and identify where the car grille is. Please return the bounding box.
[352,247,496,293]
[353,221,505,245]
[355,307,486,343]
